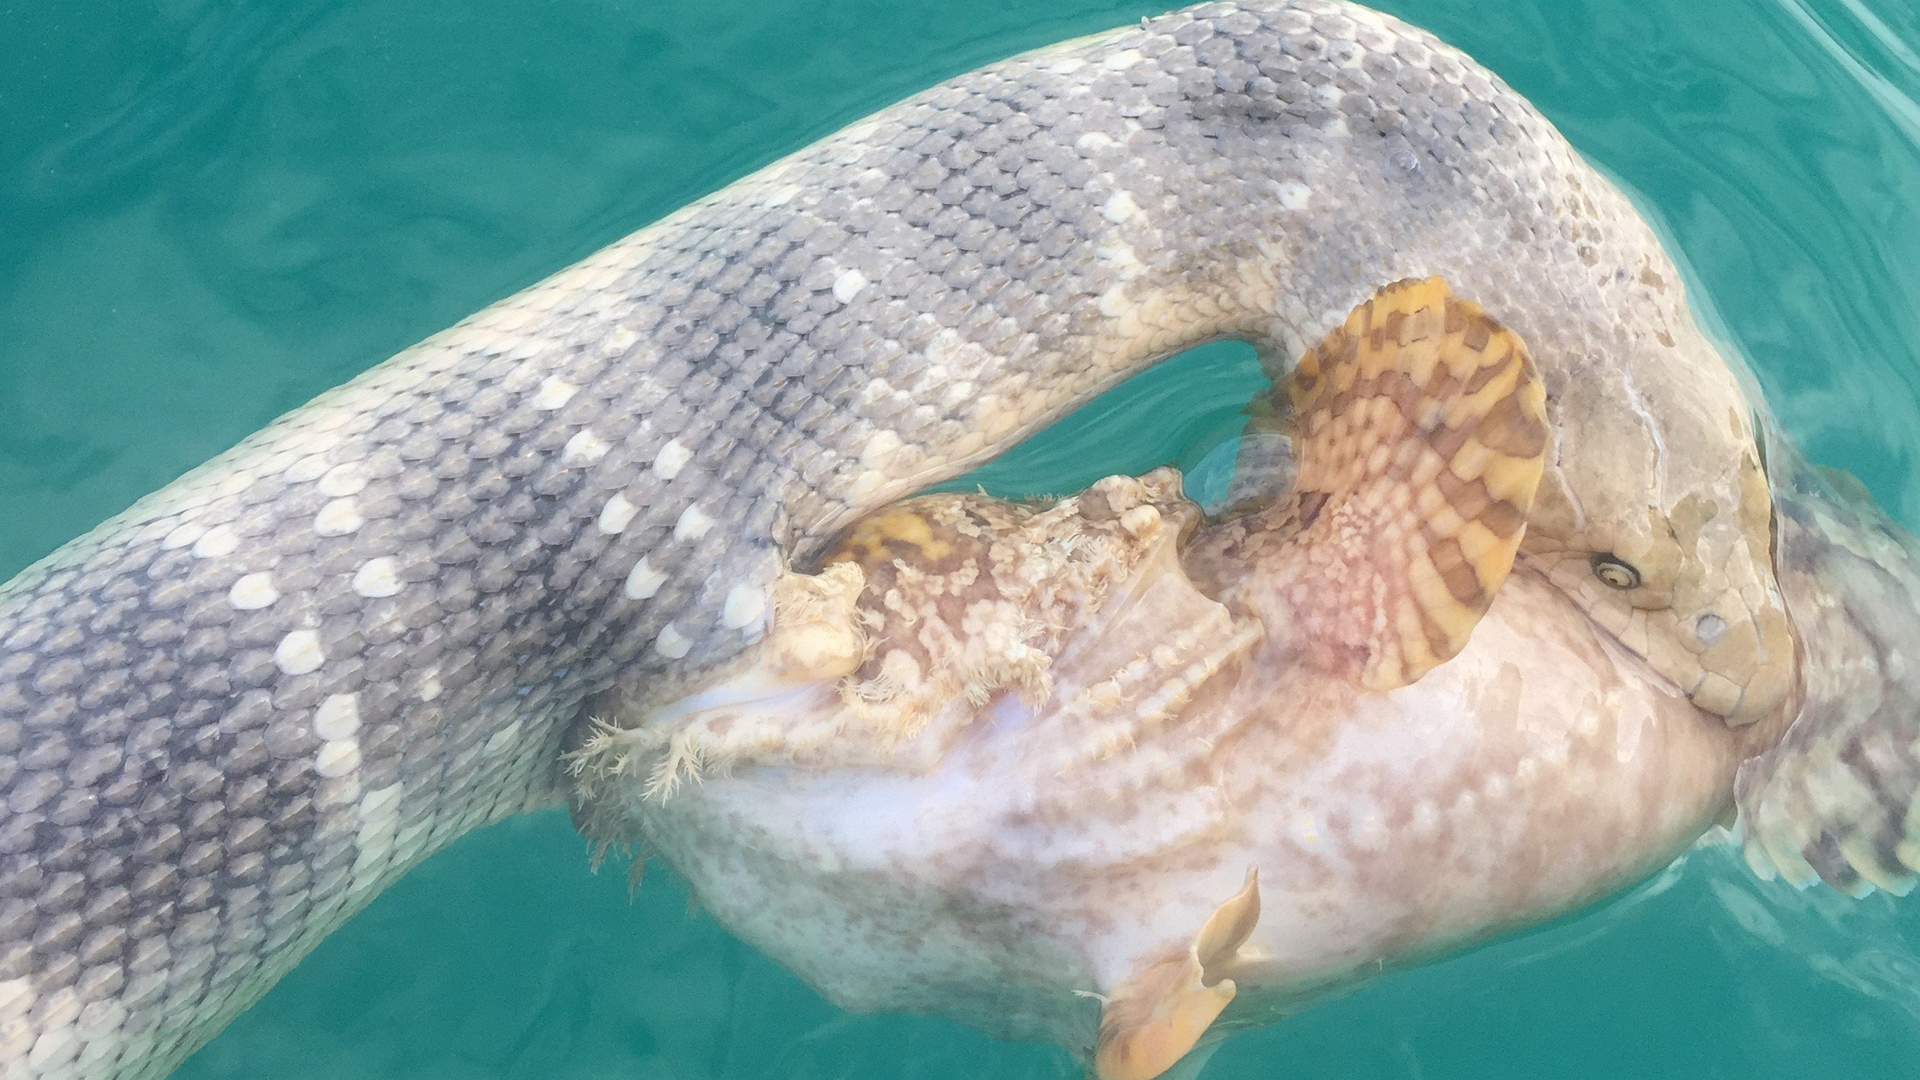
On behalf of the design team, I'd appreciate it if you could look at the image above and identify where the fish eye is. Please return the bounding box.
[1590,553,1641,590]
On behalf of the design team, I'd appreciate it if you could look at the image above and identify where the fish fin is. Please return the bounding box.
[1094,870,1260,1080]
[1736,459,1920,896]
[1222,277,1550,691]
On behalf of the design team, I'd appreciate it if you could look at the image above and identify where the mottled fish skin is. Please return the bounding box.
[0,2,1777,1077]
[1735,443,1920,897]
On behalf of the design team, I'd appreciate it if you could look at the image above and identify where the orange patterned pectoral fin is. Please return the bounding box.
[1276,277,1549,691]
[1094,871,1261,1080]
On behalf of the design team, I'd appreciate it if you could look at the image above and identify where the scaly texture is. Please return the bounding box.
[573,471,1203,802]
[1735,447,1920,897]
[0,2,1788,1077]
[612,328,1758,1075]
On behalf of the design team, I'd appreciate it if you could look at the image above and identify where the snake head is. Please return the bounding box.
[1521,319,1795,727]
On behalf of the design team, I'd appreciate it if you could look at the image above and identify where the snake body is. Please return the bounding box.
[0,2,1812,1076]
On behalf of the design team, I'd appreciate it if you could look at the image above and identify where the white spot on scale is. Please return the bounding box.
[314,737,360,779]
[722,584,768,630]
[1274,180,1312,210]
[352,557,402,598]
[1102,191,1141,222]
[27,1026,77,1071]
[357,812,401,853]
[32,982,80,1035]
[0,1017,29,1066]
[283,455,330,485]
[190,525,239,559]
[598,494,638,535]
[317,463,368,498]
[1102,48,1144,70]
[1098,284,1133,319]
[391,819,435,864]
[653,439,692,480]
[161,523,206,550]
[531,376,578,410]
[360,782,403,822]
[275,630,325,675]
[561,428,611,466]
[0,978,31,1021]
[313,499,364,537]
[483,720,523,757]
[228,572,279,611]
[1076,132,1116,154]
[0,1030,30,1073]
[314,693,361,741]
[844,470,888,504]
[1097,243,1144,273]
[297,405,354,435]
[352,795,401,887]
[655,623,692,659]
[624,558,667,600]
[315,775,360,811]
[832,268,869,304]
[674,504,714,542]
[859,429,903,467]
[416,670,443,702]
[350,843,393,889]
[925,328,966,371]
[605,326,641,354]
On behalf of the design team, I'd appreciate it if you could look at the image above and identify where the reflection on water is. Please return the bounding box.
[1710,843,1920,1030]
[4,0,1920,1077]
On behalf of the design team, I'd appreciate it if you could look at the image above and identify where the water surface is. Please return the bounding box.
[5,0,1920,1076]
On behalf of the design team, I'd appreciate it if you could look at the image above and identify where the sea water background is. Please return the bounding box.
[5,0,1920,1076]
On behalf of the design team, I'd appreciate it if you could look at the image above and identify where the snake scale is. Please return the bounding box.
[0,0,1866,1076]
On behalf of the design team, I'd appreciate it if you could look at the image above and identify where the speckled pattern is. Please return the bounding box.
[0,1,1790,1076]
[570,469,1222,814]
[630,538,1780,1072]
[608,271,1562,1077]
[1734,446,1920,897]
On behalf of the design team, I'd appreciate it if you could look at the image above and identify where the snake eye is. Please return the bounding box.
[1590,553,1641,590]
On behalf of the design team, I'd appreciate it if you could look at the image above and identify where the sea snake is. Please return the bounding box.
[0,2,1803,1076]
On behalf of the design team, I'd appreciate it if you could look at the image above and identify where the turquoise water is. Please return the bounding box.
[6,0,1920,1076]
